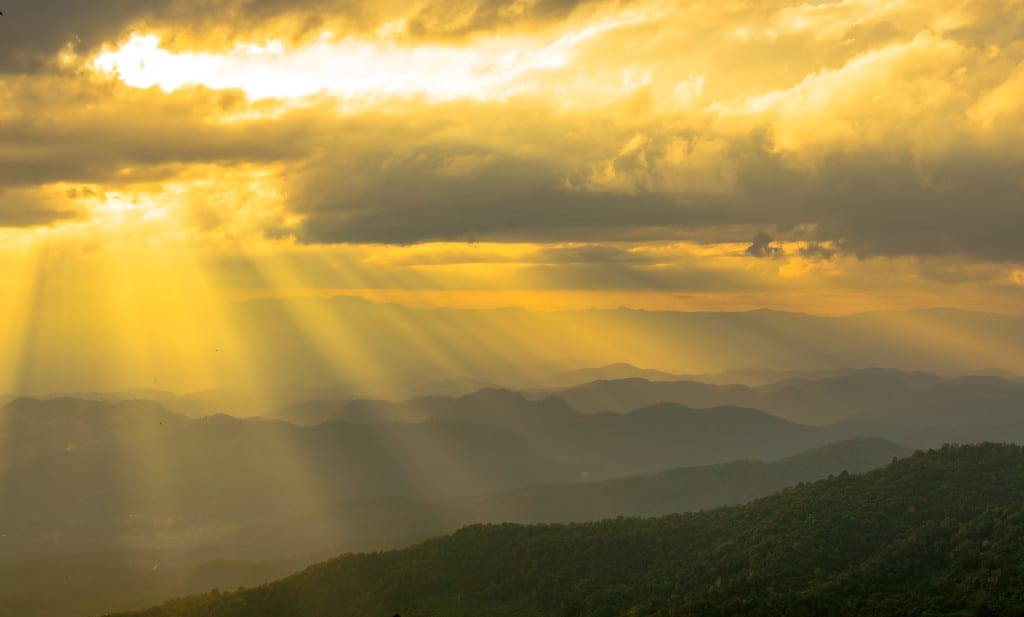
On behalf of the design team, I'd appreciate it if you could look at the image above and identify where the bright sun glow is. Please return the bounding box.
[92,14,645,104]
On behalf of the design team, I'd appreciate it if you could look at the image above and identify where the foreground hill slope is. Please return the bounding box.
[113,443,1024,617]
[0,439,905,617]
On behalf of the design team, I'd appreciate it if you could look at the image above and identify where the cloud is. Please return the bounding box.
[6,69,1024,265]
[0,0,1022,271]
[745,232,784,259]
[0,0,279,72]
[406,0,617,38]
[294,154,683,245]
[0,188,84,227]
[530,244,653,264]
[0,74,320,189]
[0,0,623,73]
[799,243,836,261]
[806,147,1024,262]
[286,109,699,245]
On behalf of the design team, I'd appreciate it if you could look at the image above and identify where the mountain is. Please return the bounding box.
[451,437,910,522]
[965,367,1022,380]
[852,375,1024,425]
[0,554,308,617]
[0,397,187,471]
[550,369,1024,426]
[281,388,582,429]
[279,388,584,426]
[279,388,834,475]
[109,443,1024,617]
[551,378,765,416]
[548,371,933,424]
[0,394,840,561]
[0,413,563,560]
[204,438,910,561]
[541,363,687,387]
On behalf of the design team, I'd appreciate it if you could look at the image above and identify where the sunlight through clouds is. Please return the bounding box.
[8,7,1024,615]
[91,10,653,105]
[1,0,1022,397]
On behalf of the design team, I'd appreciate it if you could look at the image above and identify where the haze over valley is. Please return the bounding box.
[3,0,1024,614]
[3,359,1024,615]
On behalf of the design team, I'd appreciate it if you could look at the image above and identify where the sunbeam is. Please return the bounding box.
[3,0,1024,614]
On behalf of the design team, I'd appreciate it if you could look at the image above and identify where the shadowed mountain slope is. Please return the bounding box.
[110,443,1024,617]
[205,438,910,561]
[0,394,838,563]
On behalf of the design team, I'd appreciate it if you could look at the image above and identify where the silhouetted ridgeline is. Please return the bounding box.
[548,370,1024,426]
[109,444,1024,617]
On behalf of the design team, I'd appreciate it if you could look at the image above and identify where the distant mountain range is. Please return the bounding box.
[272,368,1024,437]
[7,363,1024,616]
[12,361,1020,420]
[545,369,1024,425]
[1,392,842,562]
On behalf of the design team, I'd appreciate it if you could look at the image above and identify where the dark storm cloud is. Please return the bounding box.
[289,121,741,244]
[806,148,1024,262]
[297,180,686,245]
[287,115,816,245]
[290,119,1024,264]
[293,139,695,245]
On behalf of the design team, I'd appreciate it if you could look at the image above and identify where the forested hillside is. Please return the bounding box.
[112,443,1024,617]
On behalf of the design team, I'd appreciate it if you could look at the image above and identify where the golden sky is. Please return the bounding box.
[1,0,1023,391]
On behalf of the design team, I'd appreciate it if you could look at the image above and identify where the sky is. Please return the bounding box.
[1,0,1023,392]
